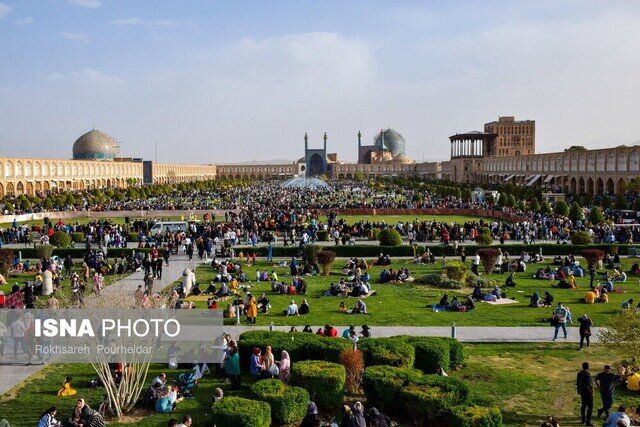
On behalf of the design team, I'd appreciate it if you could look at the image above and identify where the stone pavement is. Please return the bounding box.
[221,325,602,343]
[0,253,205,396]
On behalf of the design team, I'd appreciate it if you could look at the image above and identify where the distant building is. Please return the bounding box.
[483,116,535,157]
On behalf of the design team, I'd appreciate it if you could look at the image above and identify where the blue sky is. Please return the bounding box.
[2,1,640,163]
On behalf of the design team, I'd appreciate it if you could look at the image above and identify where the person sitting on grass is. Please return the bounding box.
[38,406,62,427]
[352,299,368,315]
[603,405,631,427]
[57,376,77,397]
[598,288,610,303]
[543,291,554,307]
[585,287,597,304]
[285,300,299,316]
[155,386,179,413]
[69,398,105,427]
[339,300,348,313]
[299,299,310,315]
[529,292,544,308]
[438,294,450,309]
[464,296,476,310]
[472,284,483,301]
[505,271,516,287]
[450,296,462,311]
[257,293,270,314]
[621,299,634,310]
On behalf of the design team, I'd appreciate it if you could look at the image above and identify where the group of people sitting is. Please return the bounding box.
[436,293,476,312]
[38,398,106,427]
[379,267,413,284]
[326,278,372,298]
[413,248,436,264]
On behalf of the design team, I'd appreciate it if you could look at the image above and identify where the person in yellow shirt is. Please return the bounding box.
[627,372,640,391]
[57,377,77,396]
[229,278,238,290]
[567,273,577,289]
[585,289,596,304]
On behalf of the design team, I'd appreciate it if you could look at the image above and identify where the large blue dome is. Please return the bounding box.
[374,128,406,157]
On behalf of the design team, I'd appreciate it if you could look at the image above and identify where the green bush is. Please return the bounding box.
[421,273,462,289]
[237,331,350,369]
[70,232,85,243]
[291,360,346,409]
[49,231,73,248]
[444,261,468,281]
[475,227,493,245]
[316,230,329,241]
[211,396,271,427]
[362,365,470,424]
[571,231,592,245]
[250,379,309,424]
[450,405,503,427]
[369,228,380,241]
[358,337,415,368]
[303,244,321,266]
[410,337,451,374]
[446,338,465,368]
[127,232,139,242]
[35,244,55,260]
[378,228,403,246]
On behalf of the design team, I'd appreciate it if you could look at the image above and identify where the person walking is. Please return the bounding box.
[578,314,593,350]
[577,362,594,426]
[266,242,273,262]
[471,252,480,275]
[552,302,569,340]
[596,365,621,419]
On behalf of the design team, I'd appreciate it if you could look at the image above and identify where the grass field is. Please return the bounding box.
[1,343,638,426]
[336,214,486,225]
[174,257,640,328]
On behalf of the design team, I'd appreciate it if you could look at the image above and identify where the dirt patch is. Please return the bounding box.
[109,407,154,423]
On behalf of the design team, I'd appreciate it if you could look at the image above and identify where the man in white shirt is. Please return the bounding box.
[286,300,299,316]
[603,406,630,427]
[471,253,481,275]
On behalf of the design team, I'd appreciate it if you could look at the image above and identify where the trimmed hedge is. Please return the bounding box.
[378,228,403,246]
[450,405,503,427]
[70,232,85,243]
[250,379,309,424]
[237,331,351,370]
[358,337,415,368]
[15,247,160,260]
[236,243,632,258]
[49,230,73,248]
[237,332,465,372]
[362,365,470,424]
[316,230,329,241]
[291,361,346,409]
[211,396,271,427]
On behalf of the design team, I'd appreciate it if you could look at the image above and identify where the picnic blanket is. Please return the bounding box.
[483,298,518,305]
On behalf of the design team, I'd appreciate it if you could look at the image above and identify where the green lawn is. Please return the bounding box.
[176,257,640,328]
[1,343,638,426]
[337,214,486,225]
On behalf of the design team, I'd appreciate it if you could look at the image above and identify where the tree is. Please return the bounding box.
[517,200,527,212]
[340,348,364,394]
[600,194,611,209]
[540,200,552,215]
[568,202,584,223]
[65,193,76,206]
[530,198,541,213]
[506,194,516,208]
[588,206,605,225]
[316,250,336,276]
[353,171,365,182]
[553,200,569,217]
[497,192,508,207]
[599,311,640,365]
[477,248,501,274]
[633,198,640,212]
[0,249,14,277]
[475,227,493,245]
[581,249,605,270]
[43,197,53,210]
[615,195,629,210]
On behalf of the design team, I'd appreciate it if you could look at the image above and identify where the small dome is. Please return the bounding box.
[391,153,413,164]
[374,128,406,157]
[72,129,120,161]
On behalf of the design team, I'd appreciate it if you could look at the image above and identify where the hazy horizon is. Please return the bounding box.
[2,1,640,164]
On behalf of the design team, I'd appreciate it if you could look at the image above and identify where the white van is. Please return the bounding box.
[149,221,188,236]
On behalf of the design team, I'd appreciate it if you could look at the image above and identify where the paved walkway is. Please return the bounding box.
[221,325,602,343]
[0,254,204,396]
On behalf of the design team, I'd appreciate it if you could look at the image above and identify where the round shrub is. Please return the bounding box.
[378,228,403,246]
[369,228,380,241]
[475,227,493,245]
[421,273,461,289]
[476,248,501,274]
[127,232,139,242]
[316,250,336,276]
[70,232,85,243]
[49,231,72,248]
[250,379,309,424]
[291,360,346,409]
[570,231,592,245]
[444,261,468,281]
[303,244,321,266]
[211,396,271,427]
[450,405,503,427]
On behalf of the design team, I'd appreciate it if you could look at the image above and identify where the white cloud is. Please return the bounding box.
[111,17,180,27]
[66,0,101,8]
[61,32,90,44]
[15,16,34,25]
[0,3,13,19]
[48,68,126,86]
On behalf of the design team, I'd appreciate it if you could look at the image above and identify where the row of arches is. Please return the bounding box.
[0,178,142,197]
[2,159,141,179]
[484,150,640,174]
[482,174,628,196]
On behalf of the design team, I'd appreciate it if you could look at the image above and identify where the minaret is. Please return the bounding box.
[357,130,362,163]
[304,132,308,153]
[323,132,327,151]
